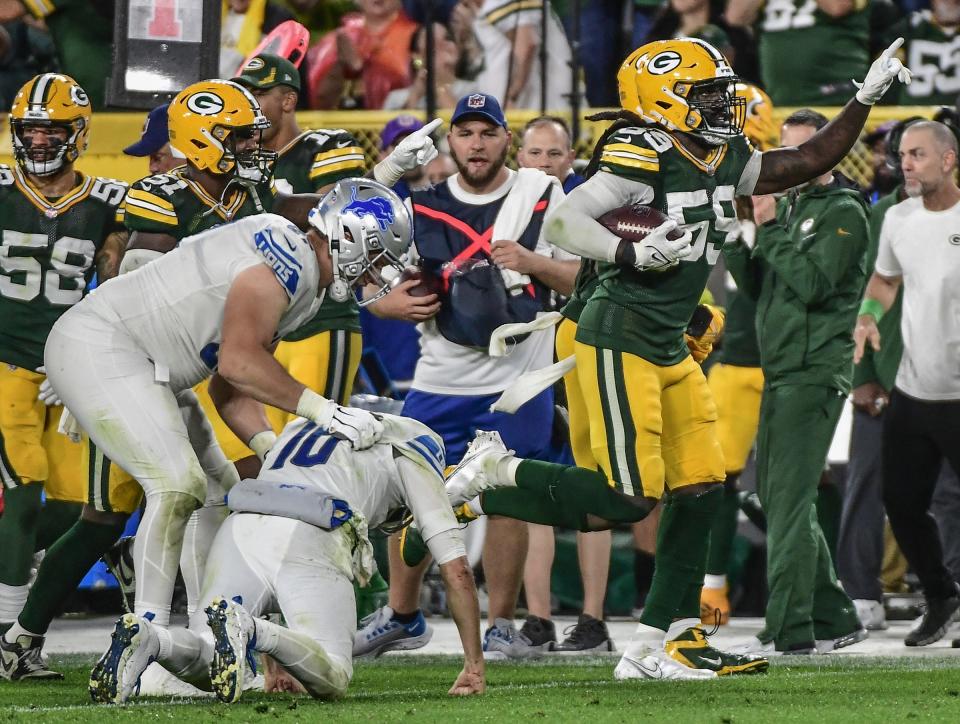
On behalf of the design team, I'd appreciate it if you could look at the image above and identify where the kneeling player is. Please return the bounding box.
[90,414,484,703]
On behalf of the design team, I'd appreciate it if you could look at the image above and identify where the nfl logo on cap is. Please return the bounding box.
[467,94,486,109]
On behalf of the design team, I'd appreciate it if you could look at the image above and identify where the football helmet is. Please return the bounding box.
[736,83,776,151]
[9,73,91,176]
[308,178,412,306]
[618,38,745,146]
[167,80,275,181]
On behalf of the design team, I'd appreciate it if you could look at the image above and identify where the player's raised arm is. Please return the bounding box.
[754,39,912,194]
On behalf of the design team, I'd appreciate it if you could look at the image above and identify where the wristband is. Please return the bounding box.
[296,388,332,425]
[858,298,885,323]
[248,430,278,461]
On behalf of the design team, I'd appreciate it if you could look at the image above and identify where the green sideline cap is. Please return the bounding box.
[233,53,301,93]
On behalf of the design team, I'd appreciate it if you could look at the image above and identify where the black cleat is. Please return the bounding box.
[554,614,616,653]
[0,632,63,681]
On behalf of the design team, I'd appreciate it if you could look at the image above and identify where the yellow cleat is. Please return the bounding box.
[665,626,768,676]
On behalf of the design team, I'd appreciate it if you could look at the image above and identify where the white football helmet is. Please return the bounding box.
[308,178,412,305]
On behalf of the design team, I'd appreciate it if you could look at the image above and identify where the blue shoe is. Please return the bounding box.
[483,618,543,659]
[353,606,433,658]
[206,596,256,704]
[89,613,158,704]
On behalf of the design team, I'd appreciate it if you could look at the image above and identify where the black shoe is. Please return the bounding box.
[518,615,556,652]
[0,632,63,681]
[554,614,615,653]
[905,591,960,646]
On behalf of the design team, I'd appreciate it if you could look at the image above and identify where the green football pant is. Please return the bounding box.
[755,384,859,649]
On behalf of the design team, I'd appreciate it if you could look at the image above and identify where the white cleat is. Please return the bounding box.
[445,430,513,506]
[206,596,256,704]
[136,662,212,698]
[89,613,161,704]
[614,649,718,681]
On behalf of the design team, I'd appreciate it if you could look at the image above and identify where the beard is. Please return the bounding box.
[451,143,508,188]
[904,178,924,198]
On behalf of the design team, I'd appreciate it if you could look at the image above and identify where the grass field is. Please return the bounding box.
[4,654,960,722]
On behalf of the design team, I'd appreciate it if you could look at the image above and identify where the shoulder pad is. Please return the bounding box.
[599,127,669,177]
[0,165,14,187]
[252,218,308,297]
[91,176,129,208]
[124,180,181,228]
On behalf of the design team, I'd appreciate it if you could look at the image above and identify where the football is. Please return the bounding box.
[397,267,443,297]
[597,204,684,244]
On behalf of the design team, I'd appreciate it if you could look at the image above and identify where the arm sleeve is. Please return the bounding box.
[543,172,655,261]
[737,148,763,196]
[395,457,464,564]
[874,213,902,278]
[758,201,869,305]
[536,183,577,259]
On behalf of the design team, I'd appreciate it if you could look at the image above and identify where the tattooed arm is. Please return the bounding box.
[94,230,128,282]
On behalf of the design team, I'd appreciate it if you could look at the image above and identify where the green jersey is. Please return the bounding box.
[576,127,761,365]
[891,12,960,106]
[123,167,276,238]
[0,164,127,369]
[272,129,367,338]
[561,259,599,323]
[759,0,870,106]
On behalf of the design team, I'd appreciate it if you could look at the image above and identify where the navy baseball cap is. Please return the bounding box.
[450,93,507,128]
[124,104,171,157]
[381,115,425,150]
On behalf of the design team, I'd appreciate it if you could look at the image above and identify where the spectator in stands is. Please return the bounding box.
[886,0,960,105]
[863,120,902,204]
[219,0,295,77]
[725,0,870,106]
[307,0,417,110]
[383,22,479,110]
[855,120,960,648]
[0,16,55,109]
[0,0,111,108]
[516,116,584,194]
[468,0,573,111]
[122,104,184,176]
[647,0,736,65]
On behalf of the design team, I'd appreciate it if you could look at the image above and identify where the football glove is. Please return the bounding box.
[631,220,694,272]
[854,37,912,105]
[297,390,384,450]
[685,304,725,363]
[35,366,63,407]
[373,118,442,187]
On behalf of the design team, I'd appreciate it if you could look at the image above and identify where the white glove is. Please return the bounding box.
[35,366,63,407]
[296,389,384,450]
[373,118,442,187]
[631,220,694,272]
[854,37,912,105]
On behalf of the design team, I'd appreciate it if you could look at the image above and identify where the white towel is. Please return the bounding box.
[488,311,563,357]
[491,168,561,295]
[491,355,576,413]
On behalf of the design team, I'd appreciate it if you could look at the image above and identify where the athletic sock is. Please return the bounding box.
[392,609,421,624]
[17,518,126,635]
[817,481,842,566]
[34,499,82,552]
[640,486,722,630]
[0,484,44,586]
[623,622,665,658]
[0,582,29,627]
[665,617,701,641]
[705,474,740,577]
[2,621,40,644]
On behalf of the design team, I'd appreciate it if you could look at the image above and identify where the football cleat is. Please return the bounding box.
[353,606,432,658]
[206,596,256,704]
[483,618,543,659]
[102,536,136,613]
[90,613,158,703]
[614,648,717,681]
[555,614,616,653]
[445,431,513,507]
[665,626,768,676]
[700,585,730,626]
[0,632,63,681]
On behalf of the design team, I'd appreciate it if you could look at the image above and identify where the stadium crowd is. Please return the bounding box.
[0,0,958,704]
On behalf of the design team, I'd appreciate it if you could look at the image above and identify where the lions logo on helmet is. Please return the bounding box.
[308,178,412,306]
[167,79,276,181]
[9,73,92,176]
[618,38,746,146]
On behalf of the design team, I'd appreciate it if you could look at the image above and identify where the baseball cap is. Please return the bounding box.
[450,93,507,128]
[233,53,301,93]
[864,120,898,146]
[381,115,424,150]
[124,103,174,157]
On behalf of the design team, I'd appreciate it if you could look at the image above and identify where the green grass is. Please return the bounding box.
[4,654,960,722]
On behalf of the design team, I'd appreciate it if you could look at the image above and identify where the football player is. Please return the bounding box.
[699,83,776,625]
[531,37,911,679]
[0,73,129,681]
[90,413,484,704]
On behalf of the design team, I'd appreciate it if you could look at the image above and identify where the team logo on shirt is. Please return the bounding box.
[950,234,960,246]
[185,91,225,116]
[800,218,815,233]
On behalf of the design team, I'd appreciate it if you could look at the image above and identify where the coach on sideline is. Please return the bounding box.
[854,120,960,647]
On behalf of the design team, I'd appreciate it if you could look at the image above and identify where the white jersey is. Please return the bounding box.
[258,414,458,545]
[70,214,322,391]
[875,197,960,400]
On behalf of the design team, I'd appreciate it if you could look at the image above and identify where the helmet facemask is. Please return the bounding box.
[12,119,82,176]
[330,215,406,306]
[681,78,746,146]
[215,124,276,181]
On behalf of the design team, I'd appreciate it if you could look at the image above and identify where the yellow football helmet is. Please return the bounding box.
[9,73,92,176]
[618,38,745,146]
[736,83,776,151]
[167,79,275,180]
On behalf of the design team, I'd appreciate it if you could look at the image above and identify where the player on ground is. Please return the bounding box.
[527,37,910,679]
[0,73,128,681]
[91,413,484,704]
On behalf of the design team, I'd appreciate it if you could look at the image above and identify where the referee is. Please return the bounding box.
[854,120,960,647]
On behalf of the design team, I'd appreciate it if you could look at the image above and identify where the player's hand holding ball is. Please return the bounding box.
[599,205,693,272]
[369,267,442,322]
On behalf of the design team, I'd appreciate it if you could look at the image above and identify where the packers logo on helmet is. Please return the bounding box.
[9,73,92,176]
[167,80,276,180]
[618,39,746,146]
[736,83,776,151]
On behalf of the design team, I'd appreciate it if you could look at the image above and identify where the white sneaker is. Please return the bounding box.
[614,649,717,681]
[445,431,513,506]
[206,596,256,703]
[854,599,888,630]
